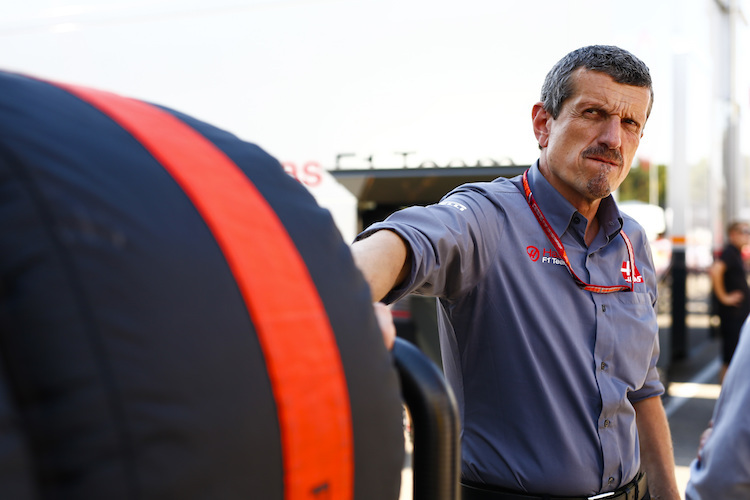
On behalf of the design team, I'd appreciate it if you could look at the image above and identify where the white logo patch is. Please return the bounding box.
[439,200,467,212]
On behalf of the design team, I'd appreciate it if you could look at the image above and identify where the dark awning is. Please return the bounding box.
[330,165,529,205]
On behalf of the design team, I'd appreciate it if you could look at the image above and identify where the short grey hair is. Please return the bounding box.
[540,45,654,120]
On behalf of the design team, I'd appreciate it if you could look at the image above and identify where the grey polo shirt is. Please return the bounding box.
[357,162,663,496]
[686,319,750,499]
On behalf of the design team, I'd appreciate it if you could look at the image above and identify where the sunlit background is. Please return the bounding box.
[2,2,749,497]
[3,0,749,245]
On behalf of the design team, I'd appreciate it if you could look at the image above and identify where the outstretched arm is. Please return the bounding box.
[351,230,411,302]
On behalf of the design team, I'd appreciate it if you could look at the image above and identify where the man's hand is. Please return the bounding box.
[722,290,744,307]
[373,302,396,350]
[696,420,714,466]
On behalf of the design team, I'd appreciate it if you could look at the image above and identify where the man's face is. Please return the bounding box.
[533,68,651,207]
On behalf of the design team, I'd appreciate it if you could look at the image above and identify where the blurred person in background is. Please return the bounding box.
[709,221,750,384]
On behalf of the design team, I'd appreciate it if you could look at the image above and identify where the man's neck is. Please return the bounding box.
[577,200,601,228]
[584,216,600,246]
[537,160,602,223]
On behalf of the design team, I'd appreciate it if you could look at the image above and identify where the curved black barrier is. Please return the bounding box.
[393,337,461,500]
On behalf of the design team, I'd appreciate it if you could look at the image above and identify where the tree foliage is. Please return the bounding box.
[617,163,667,207]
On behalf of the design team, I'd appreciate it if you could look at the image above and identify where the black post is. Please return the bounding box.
[393,338,460,500]
[671,249,688,360]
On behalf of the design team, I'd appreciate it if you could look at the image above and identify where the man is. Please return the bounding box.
[709,221,750,383]
[685,317,750,499]
[351,45,680,499]
[0,71,403,499]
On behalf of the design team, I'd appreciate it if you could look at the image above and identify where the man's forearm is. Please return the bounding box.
[634,396,680,500]
[351,230,410,302]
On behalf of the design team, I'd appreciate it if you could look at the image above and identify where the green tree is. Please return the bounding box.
[618,162,667,207]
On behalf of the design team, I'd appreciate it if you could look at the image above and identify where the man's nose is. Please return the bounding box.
[599,117,622,150]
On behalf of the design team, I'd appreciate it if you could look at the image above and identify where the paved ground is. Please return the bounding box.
[399,272,723,500]
[663,272,721,498]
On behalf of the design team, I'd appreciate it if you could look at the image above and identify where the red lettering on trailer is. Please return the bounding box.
[282,161,323,187]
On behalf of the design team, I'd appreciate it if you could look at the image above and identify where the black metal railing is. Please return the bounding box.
[393,337,460,500]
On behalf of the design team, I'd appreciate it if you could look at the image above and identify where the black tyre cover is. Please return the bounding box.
[0,71,403,500]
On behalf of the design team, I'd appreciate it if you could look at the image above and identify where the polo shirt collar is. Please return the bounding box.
[526,161,624,242]
[598,194,625,242]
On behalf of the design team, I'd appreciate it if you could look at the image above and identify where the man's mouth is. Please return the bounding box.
[586,155,621,167]
[582,146,623,168]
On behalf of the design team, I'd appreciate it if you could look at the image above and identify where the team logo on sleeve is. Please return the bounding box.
[439,200,467,211]
[621,261,643,283]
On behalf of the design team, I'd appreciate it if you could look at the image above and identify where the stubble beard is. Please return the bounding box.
[581,145,623,200]
[586,168,613,199]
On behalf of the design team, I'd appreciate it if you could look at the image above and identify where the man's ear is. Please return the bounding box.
[532,102,551,148]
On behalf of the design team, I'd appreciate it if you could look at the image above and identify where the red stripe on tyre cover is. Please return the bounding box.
[57,82,353,500]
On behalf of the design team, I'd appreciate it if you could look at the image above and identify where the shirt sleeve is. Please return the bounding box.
[356,184,508,303]
[627,335,664,402]
[686,326,750,499]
